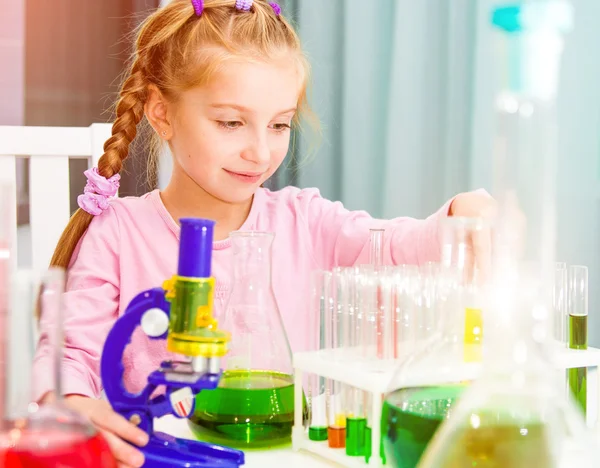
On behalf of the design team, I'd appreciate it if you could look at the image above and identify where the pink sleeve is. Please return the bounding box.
[32,206,121,401]
[298,188,453,270]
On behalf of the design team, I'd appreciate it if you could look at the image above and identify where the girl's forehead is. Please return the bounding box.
[184,59,303,113]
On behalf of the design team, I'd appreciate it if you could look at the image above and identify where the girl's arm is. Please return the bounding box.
[297,188,481,271]
[33,206,121,401]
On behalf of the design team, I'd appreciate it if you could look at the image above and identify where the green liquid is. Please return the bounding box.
[383,385,465,468]
[568,314,588,414]
[569,314,588,349]
[308,426,328,441]
[189,370,294,448]
[364,425,386,464]
[423,418,550,467]
[346,417,367,456]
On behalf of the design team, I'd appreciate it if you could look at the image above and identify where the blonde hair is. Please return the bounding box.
[50,0,314,269]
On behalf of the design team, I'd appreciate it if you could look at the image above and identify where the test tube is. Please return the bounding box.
[418,262,439,340]
[567,265,588,415]
[393,265,419,360]
[344,268,367,456]
[369,229,385,269]
[363,393,386,465]
[440,217,487,362]
[346,267,363,361]
[369,229,386,361]
[307,271,330,441]
[355,270,393,459]
[327,268,347,448]
[380,269,395,360]
[554,262,568,345]
[345,385,367,457]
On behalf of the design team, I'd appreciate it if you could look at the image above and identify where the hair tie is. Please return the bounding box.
[191,0,204,16]
[269,2,281,16]
[77,167,120,216]
[235,0,253,12]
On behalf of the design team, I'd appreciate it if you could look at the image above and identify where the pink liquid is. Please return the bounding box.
[0,430,117,467]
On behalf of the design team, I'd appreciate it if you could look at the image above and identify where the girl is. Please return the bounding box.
[34,0,493,466]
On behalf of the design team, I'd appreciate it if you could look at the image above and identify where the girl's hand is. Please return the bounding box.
[448,191,497,280]
[65,395,149,468]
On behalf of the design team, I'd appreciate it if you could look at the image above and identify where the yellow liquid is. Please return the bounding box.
[424,417,550,467]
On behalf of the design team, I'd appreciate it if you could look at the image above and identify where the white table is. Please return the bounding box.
[155,416,340,467]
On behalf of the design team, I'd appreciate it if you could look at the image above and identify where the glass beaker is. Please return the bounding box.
[189,231,295,448]
[382,217,487,468]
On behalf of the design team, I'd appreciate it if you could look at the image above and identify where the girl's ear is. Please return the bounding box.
[145,84,172,139]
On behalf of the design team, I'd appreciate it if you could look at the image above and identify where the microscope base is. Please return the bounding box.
[142,431,244,467]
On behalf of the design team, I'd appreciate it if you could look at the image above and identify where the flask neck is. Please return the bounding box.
[230,233,273,286]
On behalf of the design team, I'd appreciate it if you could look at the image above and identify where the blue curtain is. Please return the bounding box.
[270,0,477,219]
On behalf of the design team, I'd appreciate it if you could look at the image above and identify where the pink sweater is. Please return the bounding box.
[33,187,452,400]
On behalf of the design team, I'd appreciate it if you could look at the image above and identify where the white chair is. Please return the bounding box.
[0,123,112,272]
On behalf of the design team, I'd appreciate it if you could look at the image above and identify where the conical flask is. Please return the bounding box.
[382,216,487,468]
[0,183,116,467]
[190,231,294,448]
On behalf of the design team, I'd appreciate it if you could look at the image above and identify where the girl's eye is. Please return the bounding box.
[272,123,291,132]
[218,121,242,130]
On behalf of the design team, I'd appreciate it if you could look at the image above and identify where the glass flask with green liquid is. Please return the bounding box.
[383,216,488,468]
[189,231,296,448]
[417,2,597,467]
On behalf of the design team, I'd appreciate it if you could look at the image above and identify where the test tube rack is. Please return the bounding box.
[292,343,600,468]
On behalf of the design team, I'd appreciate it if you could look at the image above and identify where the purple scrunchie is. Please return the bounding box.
[269,2,281,16]
[235,0,253,12]
[77,167,120,216]
[191,0,204,16]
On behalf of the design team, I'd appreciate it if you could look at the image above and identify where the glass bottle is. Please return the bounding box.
[417,2,596,466]
[0,183,117,467]
[189,231,295,448]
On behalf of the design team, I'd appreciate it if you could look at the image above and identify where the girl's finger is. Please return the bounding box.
[99,429,145,468]
[92,407,149,447]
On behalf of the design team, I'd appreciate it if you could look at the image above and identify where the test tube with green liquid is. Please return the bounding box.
[352,268,391,460]
[567,265,588,415]
[344,268,366,456]
[345,386,367,456]
[308,271,330,441]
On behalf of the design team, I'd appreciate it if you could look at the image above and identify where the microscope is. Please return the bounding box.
[100,218,244,467]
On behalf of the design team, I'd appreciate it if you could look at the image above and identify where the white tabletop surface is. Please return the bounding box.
[155,415,340,467]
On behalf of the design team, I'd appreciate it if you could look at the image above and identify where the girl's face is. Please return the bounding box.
[167,59,302,204]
